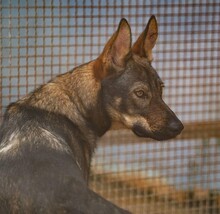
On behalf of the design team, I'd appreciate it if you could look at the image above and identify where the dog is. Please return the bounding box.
[0,16,183,213]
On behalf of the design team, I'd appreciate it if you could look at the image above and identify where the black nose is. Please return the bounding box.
[168,119,184,134]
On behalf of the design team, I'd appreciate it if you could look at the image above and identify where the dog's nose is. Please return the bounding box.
[168,119,184,134]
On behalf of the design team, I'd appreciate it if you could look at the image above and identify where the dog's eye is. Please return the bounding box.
[134,90,145,98]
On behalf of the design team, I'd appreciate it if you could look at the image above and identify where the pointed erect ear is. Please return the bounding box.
[111,18,132,67]
[132,15,158,62]
[94,18,131,80]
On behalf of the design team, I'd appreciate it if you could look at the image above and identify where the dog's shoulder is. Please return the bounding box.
[0,103,81,155]
[0,102,87,179]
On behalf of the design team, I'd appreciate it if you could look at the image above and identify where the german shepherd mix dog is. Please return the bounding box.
[0,16,183,213]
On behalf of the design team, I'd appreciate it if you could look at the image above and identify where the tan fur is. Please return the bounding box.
[17,61,101,144]
[107,105,151,131]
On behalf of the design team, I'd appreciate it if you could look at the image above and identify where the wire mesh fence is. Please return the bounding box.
[1,1,220,213]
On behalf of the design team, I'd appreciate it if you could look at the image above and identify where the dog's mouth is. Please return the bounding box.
[132,125,150,138]
[132,123,183,141]
[132,124,164,140]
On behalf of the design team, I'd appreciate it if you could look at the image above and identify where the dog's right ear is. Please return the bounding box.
[94,18,131,80]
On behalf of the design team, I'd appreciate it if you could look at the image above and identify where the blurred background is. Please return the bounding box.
[1,0,220,213]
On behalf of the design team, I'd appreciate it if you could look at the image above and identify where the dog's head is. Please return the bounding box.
[94,16,184,141]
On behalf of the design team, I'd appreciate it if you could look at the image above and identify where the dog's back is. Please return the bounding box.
[0,105,84,213]
[0,104,130,213]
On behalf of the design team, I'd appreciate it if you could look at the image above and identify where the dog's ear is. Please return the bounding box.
[94,18,131,80]
[132,15,158,62]
[110,18,132,68]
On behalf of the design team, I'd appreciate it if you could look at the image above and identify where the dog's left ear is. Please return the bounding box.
[132,15,158,62]
[94,18,131,80]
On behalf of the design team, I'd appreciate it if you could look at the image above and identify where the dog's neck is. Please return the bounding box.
[55,61,112,137]
[18,61,111,179]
